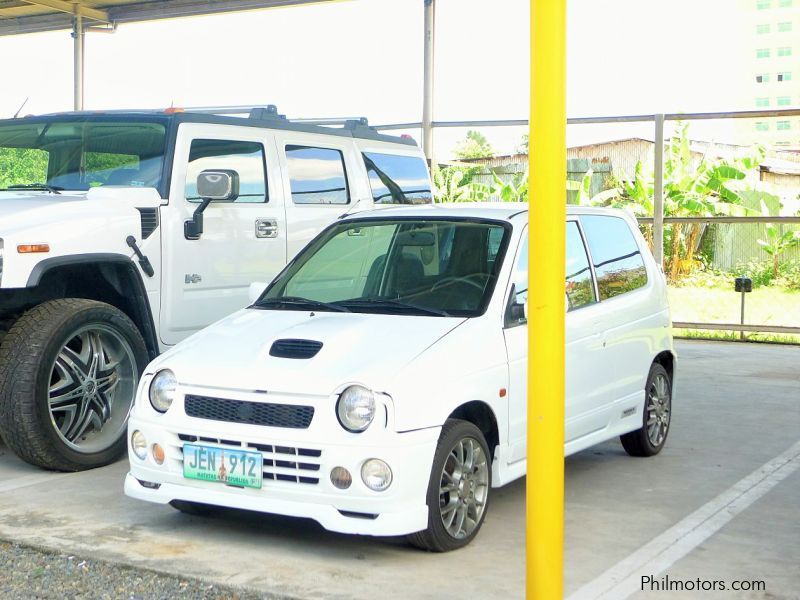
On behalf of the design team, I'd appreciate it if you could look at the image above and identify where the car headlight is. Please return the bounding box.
[336,385,376,432]
[149,369,177,413]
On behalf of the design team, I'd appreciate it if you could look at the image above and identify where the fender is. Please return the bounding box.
[26,253,160,359]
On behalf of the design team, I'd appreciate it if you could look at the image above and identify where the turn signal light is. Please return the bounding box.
[17,244,50,254]
[152,443,165,465]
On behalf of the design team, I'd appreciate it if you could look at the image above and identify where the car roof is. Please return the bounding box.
[343,203,633,224]
[0,111,417,147]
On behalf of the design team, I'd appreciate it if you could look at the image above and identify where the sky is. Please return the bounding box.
[0,0,743,157]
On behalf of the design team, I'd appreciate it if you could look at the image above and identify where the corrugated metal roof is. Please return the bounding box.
[0,0,337,36]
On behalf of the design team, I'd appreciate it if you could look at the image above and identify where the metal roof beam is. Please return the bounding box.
[21,0,110,22]
[106,0,334,24]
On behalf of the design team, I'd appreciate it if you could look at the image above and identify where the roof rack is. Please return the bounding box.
[183,105,375,132]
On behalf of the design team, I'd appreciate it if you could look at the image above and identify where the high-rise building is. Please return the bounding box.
[739,0,800,147]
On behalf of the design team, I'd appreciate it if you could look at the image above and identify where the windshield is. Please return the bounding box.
[0,120,167,192]
[258,218,510,317]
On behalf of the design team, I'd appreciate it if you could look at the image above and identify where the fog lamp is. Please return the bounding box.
[361,459,392,492]
[131,430,147,461]
[330,466,352,489]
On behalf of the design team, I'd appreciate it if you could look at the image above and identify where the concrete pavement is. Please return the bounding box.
[0,340,797,599]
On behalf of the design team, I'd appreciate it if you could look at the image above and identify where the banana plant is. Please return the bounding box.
[584,122,764,280]
[757,199,800,277]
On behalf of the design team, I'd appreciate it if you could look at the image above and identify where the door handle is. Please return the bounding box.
[255,218,278,238]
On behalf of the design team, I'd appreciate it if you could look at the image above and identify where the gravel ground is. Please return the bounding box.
[0,541,270,600]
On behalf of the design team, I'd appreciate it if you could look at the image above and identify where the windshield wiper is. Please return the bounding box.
[254,296,351,313]
[338,297,451,317]
[3,183,63,194]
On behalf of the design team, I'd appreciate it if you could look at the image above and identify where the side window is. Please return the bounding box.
[362,152,432,204]
[286,145,349,205]
[185,139,267,203]
[580,215,648,301]
[566,221,597,310]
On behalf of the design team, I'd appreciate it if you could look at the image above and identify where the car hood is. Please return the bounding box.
[0,191,88,220]
[158,308,468,397]
[0,188,162,237]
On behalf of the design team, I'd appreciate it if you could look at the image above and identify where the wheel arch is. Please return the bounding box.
[25,254,159,359]
[447,400,500,460]
[653,350,675,381]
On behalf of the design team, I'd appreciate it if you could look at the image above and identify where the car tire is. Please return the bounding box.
[169,500,219,517]
[0,299,148,471]
[408,419,492,552]
[620,363,672,457]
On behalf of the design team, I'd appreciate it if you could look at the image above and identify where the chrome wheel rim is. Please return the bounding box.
[438,436,489,540]
[48,324,137,453]
[646,373,671,447]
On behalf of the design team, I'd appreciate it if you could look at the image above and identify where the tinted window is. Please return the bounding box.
[362,152,432,204]
[580,215,647,300]
[566,221,597,310]
[186,139,267,203]
[286,145,349,205]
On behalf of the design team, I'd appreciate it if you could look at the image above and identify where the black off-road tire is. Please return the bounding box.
[408,419,492,552]
[620,363,672,457]
[0,299,148,471]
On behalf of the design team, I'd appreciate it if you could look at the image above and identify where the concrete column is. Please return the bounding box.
[422,0,435,164]
[72,12,85,111]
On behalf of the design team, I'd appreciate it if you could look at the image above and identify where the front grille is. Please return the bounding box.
[177,434,322,485]
[185,395,314,429]
[269,339,323,359]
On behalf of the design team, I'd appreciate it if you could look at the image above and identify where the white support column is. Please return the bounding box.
[72,11,84,111]
[653,113,665,268]
[422,0,436,164]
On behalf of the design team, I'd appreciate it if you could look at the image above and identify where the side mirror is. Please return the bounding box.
[185,169,240,240]
[249,281,267,304]
[197,169,239,202]
[505,284,528,327]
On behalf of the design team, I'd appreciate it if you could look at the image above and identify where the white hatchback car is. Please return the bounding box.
[125,204,675,551]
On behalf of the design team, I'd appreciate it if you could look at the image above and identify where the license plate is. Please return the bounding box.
[183,444,263,489]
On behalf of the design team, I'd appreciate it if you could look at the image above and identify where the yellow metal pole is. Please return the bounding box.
[528,0,566,598]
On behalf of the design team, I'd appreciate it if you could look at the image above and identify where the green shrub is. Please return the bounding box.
[775,261,800,291]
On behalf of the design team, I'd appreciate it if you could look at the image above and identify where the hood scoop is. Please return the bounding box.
[269,339,323,359]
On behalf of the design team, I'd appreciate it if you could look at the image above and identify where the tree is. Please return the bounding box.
[517,134,529,154]
[582,122,766,281]
[453,130,494,159]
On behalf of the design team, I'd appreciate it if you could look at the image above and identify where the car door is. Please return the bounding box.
[160,123,287,346]
[505,220,611,463]
[272,130,371,260]
[578,214,654,412]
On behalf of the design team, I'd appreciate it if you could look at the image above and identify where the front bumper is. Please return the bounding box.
[125,414,439,537]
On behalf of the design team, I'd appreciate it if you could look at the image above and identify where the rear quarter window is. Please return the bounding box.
[362,152,432,204]
[580,215,648,301]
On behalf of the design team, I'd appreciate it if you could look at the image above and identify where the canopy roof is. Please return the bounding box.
[0,0,335,35]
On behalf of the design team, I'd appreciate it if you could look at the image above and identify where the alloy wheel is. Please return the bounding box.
[438,436,490,540]
[646,372,671,447]
[48,324,137,453]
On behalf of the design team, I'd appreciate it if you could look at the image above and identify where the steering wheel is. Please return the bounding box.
[431,275,486,292]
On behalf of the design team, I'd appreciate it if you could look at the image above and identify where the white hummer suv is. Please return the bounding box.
[0,106,432,471]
